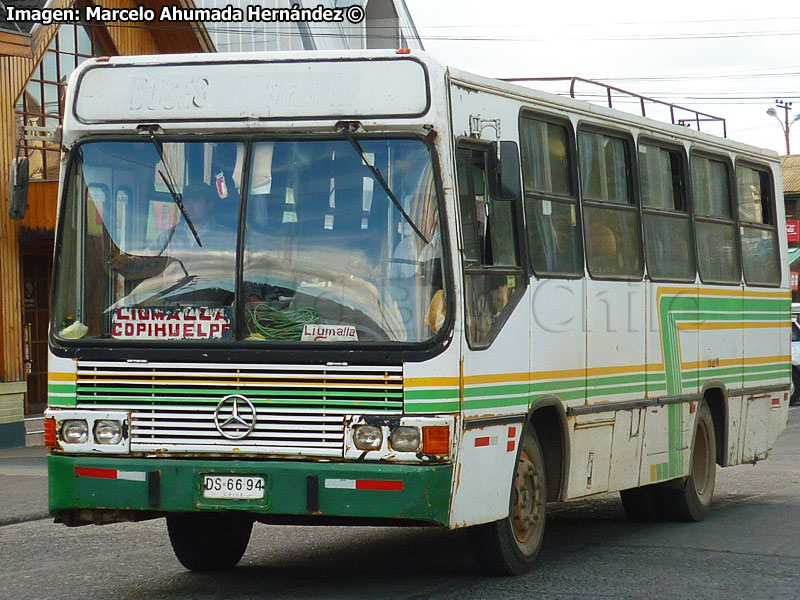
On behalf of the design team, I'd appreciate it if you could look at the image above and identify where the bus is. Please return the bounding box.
[44,50,791,575]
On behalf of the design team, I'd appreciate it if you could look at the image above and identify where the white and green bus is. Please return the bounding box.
[45,50,791,575]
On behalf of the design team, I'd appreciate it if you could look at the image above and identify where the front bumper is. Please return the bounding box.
[48,455,453,526]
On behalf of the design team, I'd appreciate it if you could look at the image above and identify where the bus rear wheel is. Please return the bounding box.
[471,427,546,575]
[167,512,254,571]
[660,401,716,522]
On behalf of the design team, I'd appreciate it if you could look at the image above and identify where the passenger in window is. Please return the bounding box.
[589,223,618,275]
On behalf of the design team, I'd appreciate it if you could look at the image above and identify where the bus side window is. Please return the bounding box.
[456,145,525,348]
[691,154,740,285]
[519,114,582,277]
[578,129,643,280]
[736,164,780,286]
[638,142,695,282]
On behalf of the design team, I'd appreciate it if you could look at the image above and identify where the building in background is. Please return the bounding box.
[196,0,422,52]
[783,155,800,302]
[0,0,213,449]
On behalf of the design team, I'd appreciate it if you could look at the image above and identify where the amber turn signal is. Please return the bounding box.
[43,418,57,448]
[422,425,449,455]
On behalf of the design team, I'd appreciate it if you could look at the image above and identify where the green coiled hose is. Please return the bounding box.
[247,304,319,341]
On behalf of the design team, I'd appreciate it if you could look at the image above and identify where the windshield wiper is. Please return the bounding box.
[147,129,203,248]
[341,128,430,245]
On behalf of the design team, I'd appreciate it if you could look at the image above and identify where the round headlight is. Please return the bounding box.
[61,420,88,444]
[390,426,421,452]
[353,425,383,451]
[94,420,123,445]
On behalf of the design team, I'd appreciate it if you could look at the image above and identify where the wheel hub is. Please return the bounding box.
[511,451,542,544]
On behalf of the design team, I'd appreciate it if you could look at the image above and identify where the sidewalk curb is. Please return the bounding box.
[0,513,51,527]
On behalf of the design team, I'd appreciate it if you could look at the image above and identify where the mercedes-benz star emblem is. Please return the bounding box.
[213,394,257,440]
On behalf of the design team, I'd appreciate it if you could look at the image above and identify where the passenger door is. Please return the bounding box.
[450,142,530,525]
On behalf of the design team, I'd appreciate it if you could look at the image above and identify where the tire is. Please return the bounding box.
[471,427,547,576]
[619,485,665,522]
[659,401,716,522]
[167,512,254,571]
[791,369,800,406]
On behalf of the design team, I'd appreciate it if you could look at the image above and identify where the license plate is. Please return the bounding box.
[202,475,265,500]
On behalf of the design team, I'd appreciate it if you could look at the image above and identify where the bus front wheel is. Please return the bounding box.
[660,400,716,522]
[167,512,254,571]
[471,427,547,575]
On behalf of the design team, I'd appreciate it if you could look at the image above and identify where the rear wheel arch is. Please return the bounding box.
[700,384,728,467]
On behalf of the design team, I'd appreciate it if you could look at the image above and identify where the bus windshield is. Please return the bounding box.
[52,138,446,345]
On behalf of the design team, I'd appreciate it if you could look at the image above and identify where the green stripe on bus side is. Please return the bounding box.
[691,311,786,321]
[659,296,685,477]
[49,384,77,394]
[76,386,402,399]
[659,293,790,479]
[404,389,460,401]
[48,394,77,407]
[681,368,788,387]
[462,372,665,399]
[459,377,672,412]
[404,400,461,413]
[683,363,790,381]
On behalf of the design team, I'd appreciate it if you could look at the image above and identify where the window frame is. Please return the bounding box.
[636,136,697,283]
[689,149,741,286]
[735,158,781,288]
[577,123,644,282]
[518,108,584,279]
[455,138,528,350]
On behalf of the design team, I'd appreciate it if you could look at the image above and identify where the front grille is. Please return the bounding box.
[76,361,403,456]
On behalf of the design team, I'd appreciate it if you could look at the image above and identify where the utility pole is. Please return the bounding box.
[766,99,799,155]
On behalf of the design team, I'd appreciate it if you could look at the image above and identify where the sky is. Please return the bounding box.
[404,0,800,156]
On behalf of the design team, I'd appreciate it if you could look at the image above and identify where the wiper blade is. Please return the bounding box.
[341,128,430,245]
[147,130,203,248]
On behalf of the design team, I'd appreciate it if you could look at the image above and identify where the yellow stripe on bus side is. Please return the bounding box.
[405,377,460,388]
[49,371,77,382]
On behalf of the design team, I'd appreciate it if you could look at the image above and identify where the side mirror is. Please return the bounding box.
[488,141,521,201]
[8,157,29,220]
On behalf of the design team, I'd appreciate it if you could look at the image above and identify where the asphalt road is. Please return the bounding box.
[1,407,798,600]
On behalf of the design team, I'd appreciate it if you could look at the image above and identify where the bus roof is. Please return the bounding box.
[64,49,778,163]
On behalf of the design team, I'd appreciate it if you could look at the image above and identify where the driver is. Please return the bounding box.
[110,183,232,279]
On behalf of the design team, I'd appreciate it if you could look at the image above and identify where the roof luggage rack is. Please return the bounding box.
[501,76,727,138]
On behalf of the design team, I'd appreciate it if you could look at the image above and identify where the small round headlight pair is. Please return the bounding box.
[353,425,421,452]
[59,419,122,445]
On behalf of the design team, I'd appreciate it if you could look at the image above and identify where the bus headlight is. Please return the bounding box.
[94,420,123,445]
[353,425,383,450]
[61,420,89,444]
[390,426,421,452]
